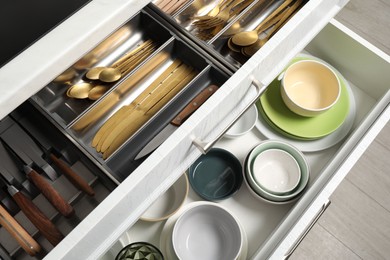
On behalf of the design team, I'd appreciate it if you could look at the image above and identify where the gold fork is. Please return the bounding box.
[193,0,252,29]
[193,0,230,20]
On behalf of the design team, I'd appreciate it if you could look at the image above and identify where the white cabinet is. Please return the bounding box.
[1,0,389,259]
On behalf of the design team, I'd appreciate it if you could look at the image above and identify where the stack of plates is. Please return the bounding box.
[255,54,356,152]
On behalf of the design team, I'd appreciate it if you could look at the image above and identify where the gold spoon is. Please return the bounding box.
[88,85,109,100]
[85,67,105,80]
[85,40,155,83]
[73,27,131,70]
[231,0,292,47]
[227,38,241,52]
[67,83,94,99]
[98,46,155,82]
[53,68,77,83]
[242,0,303,57]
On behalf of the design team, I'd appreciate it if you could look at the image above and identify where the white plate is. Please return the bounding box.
[140,173,189,221]
[159,201,248,260]
[255,53,356,152]
[225,104,258,138]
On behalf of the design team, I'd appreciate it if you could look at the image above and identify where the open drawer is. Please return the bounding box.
[0,0,368,259]
[95,19,390,260]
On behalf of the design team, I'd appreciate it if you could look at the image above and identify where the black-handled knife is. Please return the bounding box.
[134,85,219,160]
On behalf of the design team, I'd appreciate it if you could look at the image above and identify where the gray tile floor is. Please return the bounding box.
[291,0,390,259]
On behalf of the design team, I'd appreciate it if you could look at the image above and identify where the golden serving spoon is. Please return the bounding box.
[85,40,155,82]
[73,26,131,70]
[88,85,109,100]
[230,2,290,47]
[53,68,77,83]
[67,83,94,99]
[242,0,303,56]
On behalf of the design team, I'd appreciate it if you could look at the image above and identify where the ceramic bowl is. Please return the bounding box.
[280,59,341,117]
[172,203,242,260]
[252,149,301,195]
[245,140,310,202]
[188,148,243,201]
[140,173,189,222]
[115,241,164,260]
[225,105,258,138]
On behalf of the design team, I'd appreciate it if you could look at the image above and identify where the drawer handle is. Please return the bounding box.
[283,199,331,259]
[192,79,266,154]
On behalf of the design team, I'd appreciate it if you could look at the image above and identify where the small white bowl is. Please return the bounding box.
[280,60,341,117]
[172,204,242,260]
[252,149,301,195]
[140,173,189,222]
[225,105,258,138]
[245,140,310,202]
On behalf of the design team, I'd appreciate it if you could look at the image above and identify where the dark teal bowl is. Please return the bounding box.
[188,148,243,201]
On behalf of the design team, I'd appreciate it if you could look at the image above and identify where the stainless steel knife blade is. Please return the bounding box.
[134,85,219,160]
[135,124,178,160]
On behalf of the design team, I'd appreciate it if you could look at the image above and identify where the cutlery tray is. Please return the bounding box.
[33,10,172,127]
[0,105,116,259]
[152,0,309,70]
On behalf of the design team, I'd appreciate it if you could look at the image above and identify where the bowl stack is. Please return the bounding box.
[257,56,351,143]
[244,140,310,204]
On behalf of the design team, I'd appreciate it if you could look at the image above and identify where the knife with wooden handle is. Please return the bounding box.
[9,186,64,246]
[8,116,95,197]
[0,204,41,256]
[0,139,74,218]
[134,84,219,160]
[23,165,75,218]
[48,154,95,196]
[1,182,64,246]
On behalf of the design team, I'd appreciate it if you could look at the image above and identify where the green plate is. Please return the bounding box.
[259,57,350,139]
[257,103,315,140]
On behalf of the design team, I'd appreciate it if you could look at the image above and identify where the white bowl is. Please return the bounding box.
[252,149,301,195]
[225,105,258,138]
[172,204,242,260]
[245,140,310,202]
[140,173,189,222]
[280,60,341,117]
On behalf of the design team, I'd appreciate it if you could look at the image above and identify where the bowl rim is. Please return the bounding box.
[115,241,164,260]
[140,173,189,222]
[245,140,310,201]
[251,148,301,195]
[225,104,258,138]
[188,148,243,201]
[172,203,242,260]
[243,162,303,205]
[281,59,341,113]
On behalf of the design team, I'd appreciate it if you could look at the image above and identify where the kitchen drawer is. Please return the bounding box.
[0,0,362,259]
[96,19,390,260]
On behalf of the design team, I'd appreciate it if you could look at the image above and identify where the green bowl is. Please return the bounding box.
[115,242,164,260]
[245,140,310,202]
